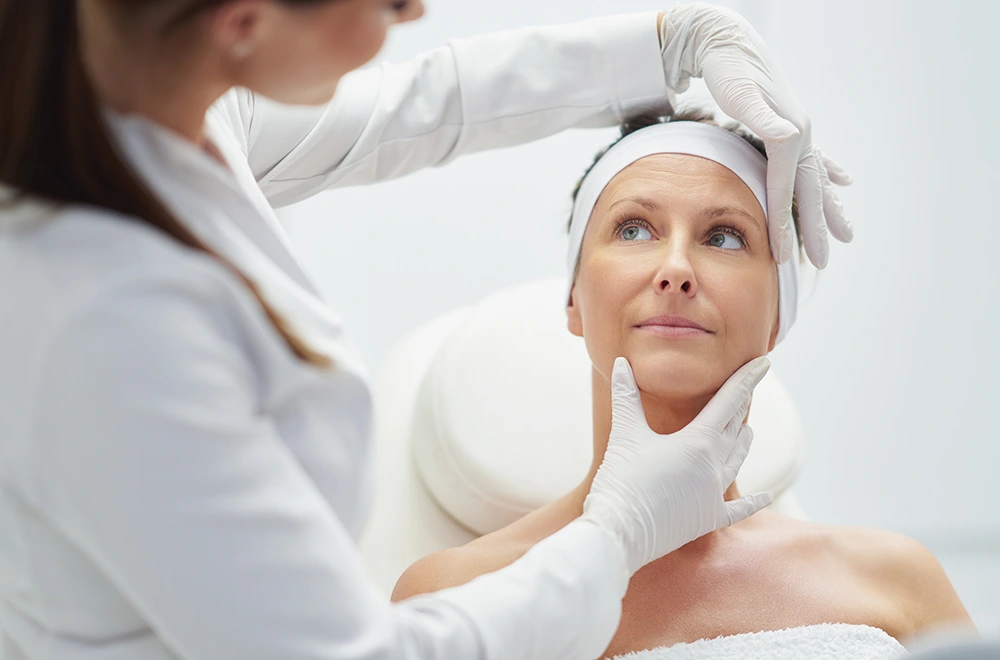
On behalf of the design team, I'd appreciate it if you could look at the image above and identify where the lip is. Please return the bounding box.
[635,315,712,337]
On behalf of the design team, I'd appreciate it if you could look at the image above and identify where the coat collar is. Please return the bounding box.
[100,107,370,378]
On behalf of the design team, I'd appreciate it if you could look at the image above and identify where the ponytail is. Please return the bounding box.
[0,0,333,368]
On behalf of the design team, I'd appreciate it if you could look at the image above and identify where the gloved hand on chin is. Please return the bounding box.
[581,356,773,577]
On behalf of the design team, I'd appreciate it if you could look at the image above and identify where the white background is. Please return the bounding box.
[279,0,1000,634]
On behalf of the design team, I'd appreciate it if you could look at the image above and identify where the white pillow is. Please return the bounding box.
[412,278,804,537]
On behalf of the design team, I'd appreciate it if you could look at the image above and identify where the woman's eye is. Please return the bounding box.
[620,223,653,241]
[708,232,743,250]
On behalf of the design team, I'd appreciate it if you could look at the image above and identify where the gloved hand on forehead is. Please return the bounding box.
[658,2,853,269]
[581,356,774,578]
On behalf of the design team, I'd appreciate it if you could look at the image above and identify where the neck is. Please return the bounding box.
[579,365,743,503]
[80,5,228,145]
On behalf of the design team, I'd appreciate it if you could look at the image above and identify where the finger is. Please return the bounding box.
[716,392,752,460]
[820,152,853,186]
[721,424,754,487]
[823,183,853,244]
[692,356,770,433]
[795,149,829,269]
[763,134,802,265]
[725,491,774,526]
[394,0,426,21]
[708,82,799,264]
[609,356,647,432]
[817,157,853,244]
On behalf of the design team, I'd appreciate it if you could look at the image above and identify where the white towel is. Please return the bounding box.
[610,623,906,660]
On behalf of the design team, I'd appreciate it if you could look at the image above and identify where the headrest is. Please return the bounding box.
[412,278,803,537]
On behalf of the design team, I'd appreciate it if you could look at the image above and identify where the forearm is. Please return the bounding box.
[404,519,629,660]
[239,12,671,207]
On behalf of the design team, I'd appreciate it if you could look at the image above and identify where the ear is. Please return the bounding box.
[566,284,583,338]
[211,0,269,55]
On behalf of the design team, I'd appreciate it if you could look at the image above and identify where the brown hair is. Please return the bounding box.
[567,106,802,280]
[0,0,334,368]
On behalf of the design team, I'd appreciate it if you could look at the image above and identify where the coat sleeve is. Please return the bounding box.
[211,11,669,208]
[30,263,629,660]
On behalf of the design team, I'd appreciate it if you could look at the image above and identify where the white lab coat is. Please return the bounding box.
[0,12,671,660]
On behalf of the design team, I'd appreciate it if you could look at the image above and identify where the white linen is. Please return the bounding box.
[0,12,671,660]
[410,278,804,538]
[610,623,906,660]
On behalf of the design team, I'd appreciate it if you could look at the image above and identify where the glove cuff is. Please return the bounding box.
[580,498,643,578]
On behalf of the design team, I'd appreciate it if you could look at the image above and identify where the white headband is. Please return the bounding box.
[566,121,799,344]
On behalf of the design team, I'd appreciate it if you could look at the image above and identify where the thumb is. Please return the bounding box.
[609,356,647,433]
[725,491,774,526]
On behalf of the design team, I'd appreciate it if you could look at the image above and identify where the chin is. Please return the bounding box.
[628,348,728,402]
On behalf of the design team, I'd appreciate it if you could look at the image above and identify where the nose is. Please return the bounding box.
[391,0,425,23]
[653,244,698,297]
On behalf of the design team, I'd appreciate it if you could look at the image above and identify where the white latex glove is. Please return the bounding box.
[581,356,773,577]
[659,2,854,269]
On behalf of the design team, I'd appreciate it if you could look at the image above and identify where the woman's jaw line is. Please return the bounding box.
[587,364,716,458]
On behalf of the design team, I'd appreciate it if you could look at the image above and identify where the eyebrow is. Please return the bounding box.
[702,206,767,241]
[606,197,764,234]
[607,196,661,213]
[702,205,758,223]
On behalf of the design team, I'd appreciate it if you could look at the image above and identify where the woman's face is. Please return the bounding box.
[213,0,424,105]
[567,153,780,403]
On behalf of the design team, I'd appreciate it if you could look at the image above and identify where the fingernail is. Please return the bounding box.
[612,357,636,392]
[749,357,771,389]
[816,245,829,270]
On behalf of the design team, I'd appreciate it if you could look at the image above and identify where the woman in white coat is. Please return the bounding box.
[0,1,851,659]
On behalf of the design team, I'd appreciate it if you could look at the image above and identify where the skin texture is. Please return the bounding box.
[392,154,976,656]
[80,0,425,146]
[568,153,780,439]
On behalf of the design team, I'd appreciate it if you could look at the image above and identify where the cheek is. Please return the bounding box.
[576,257,637,375]
[708,264,779,357]
[317,3,389,72]
[269,4,387,96]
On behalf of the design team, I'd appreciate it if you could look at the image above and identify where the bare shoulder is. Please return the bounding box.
[831,526,975,638]
[390,527,537,603]
[391,491,582,602]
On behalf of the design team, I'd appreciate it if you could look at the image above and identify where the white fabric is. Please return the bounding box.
[412,278,803,538]
[566,120,800,344]
[608,623,905,660]
[0,12,671,660]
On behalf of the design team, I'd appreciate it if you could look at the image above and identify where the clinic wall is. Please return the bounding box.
[279,0,1000,632]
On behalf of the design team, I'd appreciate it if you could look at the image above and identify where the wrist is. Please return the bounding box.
[572,516,632,596]
[578,503,636,583]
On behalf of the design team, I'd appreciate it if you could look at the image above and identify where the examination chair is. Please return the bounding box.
[358,277,808,597]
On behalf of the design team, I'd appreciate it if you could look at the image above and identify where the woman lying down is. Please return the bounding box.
[391,109,976,658]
